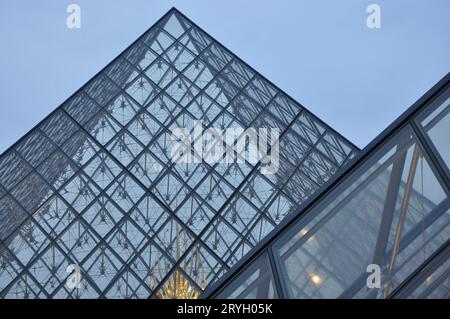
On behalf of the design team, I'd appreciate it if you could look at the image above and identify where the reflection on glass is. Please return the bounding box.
[215,252,278,299]
[402,254,450,299]
[271,126,449,298]
[418,87,450,172]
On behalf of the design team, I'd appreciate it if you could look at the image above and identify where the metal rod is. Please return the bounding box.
[384,145,421,297]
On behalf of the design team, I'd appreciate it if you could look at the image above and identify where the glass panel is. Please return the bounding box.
[131,194,169,236]
[123,42,157,71]
[0,250,23,293]
[221,60,254,90]
[183,59,215,89]
[266,94,300,128]
[155,268,200,299]
[215,252,278,299]
[177,194,214,235]
[221,195,259,235]
[154,218,194,261]
[179,27,211,54]
[128,150,165,188]
[63,93,101,126]
[81,244,124,292]
[195,172,234,211]
[4,217,50,267]
[265,193,296,225]
[145,30,175,55]
[106,131,143,167]
[81,196,123,238]
[59,172,100,214]
[17,131,56,167]
[39,110,79,146]
[162,12,191,39]
[244,77,277,107]
[145,58,177,89]
[84,75,121,107]
[104,57,140,89]
[403,255,450,299]
[0,185,5,199]
[61,130,100,167]
[127,110,161,146]
[200,43,232,72]
[201,217,245,262]
[154,172,189,210]
[104,268,150,299]
[37,151,78,189]
[179,243,225,291]
[52,277,100,299]
[0,195,28,242]
[144,93,181,125]
[9,172,52,214]
[163,42,195,72]
[105,173,145,212]
[82,151,122,190]
[166,76,199,107]
[247,216,277,246]
[85,110,122,146]
[0,151,32,191]
[105,94,140,127]
[227,94,263,126]
[130,241,174,292]
[273,126,449,298]
[125,75,160,106]
[55,218,100,264]
[2,272,48,299]
[27,243,68,296]
[33,195,76,239]
[205,76,238,107]
[418,86,450,173]
[104,217,146,263]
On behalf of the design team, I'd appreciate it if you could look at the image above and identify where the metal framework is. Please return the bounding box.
[0,8,358,298]
[202,74,450,299]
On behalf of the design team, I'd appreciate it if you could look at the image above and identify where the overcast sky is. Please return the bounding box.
[0,0,449,153]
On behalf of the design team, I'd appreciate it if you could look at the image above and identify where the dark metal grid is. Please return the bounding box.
[0,8,358,298]
[202,73,450,299]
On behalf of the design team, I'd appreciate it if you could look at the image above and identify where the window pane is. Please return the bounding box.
[273,126,449,298]
[215,252,278,299]
[418,87,450,173]
[403,254,450,299]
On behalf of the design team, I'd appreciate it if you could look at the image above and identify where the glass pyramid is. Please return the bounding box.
[202,76,450,299]
[0,8,358,298]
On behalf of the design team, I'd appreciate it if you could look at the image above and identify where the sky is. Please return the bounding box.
[0,0,449,154]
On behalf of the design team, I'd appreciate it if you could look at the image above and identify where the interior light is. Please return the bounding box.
[309,273,322,285]
[299,227,315,242]
[299,228,308,236]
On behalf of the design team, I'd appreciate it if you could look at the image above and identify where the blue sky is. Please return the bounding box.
[0,0,449,153]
